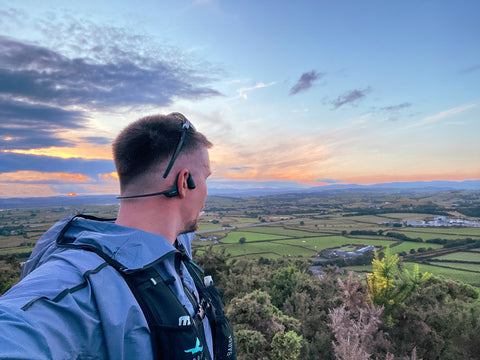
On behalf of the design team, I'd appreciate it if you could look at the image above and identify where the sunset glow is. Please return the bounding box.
[0,1,478,197]
[3,145,112,160]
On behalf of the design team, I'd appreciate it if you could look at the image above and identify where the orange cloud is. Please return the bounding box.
[99,172,119,182]
[211,134,329,184]
[343,172,480,185]
[3,143,112,160]
[0,171,88,182]
[0,184,58,198]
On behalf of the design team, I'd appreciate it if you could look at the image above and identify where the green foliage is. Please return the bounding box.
[196,246,343,359]
[271,330,303,360]
[234,329,266,360]
[388,276,480,359]
[193,244,230,287]
[366,249,399,326]
[226,290,302,359]
[192,245,480,359]
[366,249,432,327]
[0,255,22,295]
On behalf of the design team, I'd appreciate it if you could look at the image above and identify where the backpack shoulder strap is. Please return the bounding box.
[121,265,211,360]
[181,255,236,360]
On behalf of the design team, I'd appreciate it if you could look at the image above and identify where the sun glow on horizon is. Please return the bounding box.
[3,144,112,160]
[0,171,88,182]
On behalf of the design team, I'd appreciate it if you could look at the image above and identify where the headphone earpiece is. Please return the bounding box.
[187,173,196,189]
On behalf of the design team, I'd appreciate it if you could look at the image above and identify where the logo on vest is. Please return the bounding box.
[227,335,233,357]
[184,337,203,356]
[178,315,191,326]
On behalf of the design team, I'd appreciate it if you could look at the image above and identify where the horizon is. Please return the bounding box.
[1,1,479,198]
[0,179,479,201]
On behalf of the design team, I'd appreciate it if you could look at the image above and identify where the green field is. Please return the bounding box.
[345,262,480,286]
[432,251,480,262]
[192,214,480,286]
[219,231,287,244]
[241,226,319,237]
[426,261,480,272]
[2,194,480,287]
[404,262,480,285]
[392,230,475,241]
[399,227,480,238]
[390,242,443,253]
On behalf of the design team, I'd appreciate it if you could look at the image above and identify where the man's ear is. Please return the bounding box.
[176,169,190,199]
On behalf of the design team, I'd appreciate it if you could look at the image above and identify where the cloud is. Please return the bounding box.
[459,64,480,74]
[316,179,342,184]
[381,102,412,111]
[236,82,276,99]
[0,36,221,109]
[229,166,253,171]
[0,152,115,176]
[0,171,87,184]
[81,137,112,145]
[407,103,476,128]
[289,70,324,95]
[0,97,89,150]
[0,10,225,196]
[331,87,371,109]
[0,15,221,154]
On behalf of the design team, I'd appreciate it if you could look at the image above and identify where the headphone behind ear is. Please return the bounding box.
[187,173,196,189]
[117,171,196,199]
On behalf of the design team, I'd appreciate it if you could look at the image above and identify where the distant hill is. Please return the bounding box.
[0,195,119,209]
[208,180,480,197]
[0,180,479,208]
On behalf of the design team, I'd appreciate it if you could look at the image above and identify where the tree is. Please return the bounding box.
[239,237,246,244]
[366,249,431,327]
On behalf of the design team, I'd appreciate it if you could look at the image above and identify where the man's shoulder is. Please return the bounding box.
[2,248,110,310]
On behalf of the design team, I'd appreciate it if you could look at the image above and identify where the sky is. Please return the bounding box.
[0,0,479,197]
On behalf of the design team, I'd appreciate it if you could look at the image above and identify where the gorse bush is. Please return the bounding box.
[2,246,479,359]
[196,247,480,360]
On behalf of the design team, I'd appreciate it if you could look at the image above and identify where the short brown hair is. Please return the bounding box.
[113,113,212,189]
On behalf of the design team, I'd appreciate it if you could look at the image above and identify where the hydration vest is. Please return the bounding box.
[121,250,236,360]
[56,215,236,360]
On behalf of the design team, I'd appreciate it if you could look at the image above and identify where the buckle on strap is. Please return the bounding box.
[197,299,208,320]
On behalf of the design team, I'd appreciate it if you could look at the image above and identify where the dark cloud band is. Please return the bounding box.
[0,152,115,176]
[0,36,221,109]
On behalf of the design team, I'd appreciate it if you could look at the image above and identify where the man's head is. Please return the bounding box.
[113,113,212,235]
[113,112,212,193]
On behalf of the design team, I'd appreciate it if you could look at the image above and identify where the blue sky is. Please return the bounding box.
[0,0,479,197]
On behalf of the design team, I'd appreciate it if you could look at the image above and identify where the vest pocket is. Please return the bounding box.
[150,324,211,360]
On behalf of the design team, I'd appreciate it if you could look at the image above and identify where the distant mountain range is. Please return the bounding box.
[207,179,480,197]
[0,180,479,209]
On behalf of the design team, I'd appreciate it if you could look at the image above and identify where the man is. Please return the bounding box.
[0,113,235,359]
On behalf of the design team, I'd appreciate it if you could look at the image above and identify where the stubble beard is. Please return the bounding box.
[183,218,199,234]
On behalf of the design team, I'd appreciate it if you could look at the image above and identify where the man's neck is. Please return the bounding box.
[115,200,180,244]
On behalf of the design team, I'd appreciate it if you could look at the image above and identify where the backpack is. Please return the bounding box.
[56,215,236,360]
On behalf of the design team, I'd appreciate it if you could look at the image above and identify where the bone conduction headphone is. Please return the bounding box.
[117,113,196,199]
